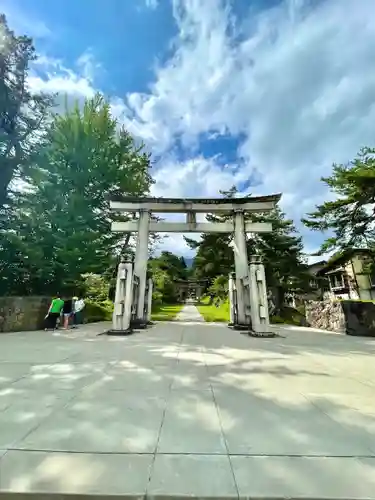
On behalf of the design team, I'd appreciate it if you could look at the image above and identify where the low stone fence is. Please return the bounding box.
[305,300,375,336]
[0,297,50,333]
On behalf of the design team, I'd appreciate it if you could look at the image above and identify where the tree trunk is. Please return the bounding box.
[0,161,14,206]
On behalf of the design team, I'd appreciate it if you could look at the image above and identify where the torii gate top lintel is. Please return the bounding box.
[110,194,281,234]
[110,194,282,213]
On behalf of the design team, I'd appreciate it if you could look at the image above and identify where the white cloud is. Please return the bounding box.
[151,155,248,198]
[29,55,96,107]
[15,0,375,259]
[121,0,375,256]
[144,0,159,8]
[76,50,102,81]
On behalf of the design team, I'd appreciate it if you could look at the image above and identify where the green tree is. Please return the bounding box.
[252,207,310,312]
[81,273,111,303]
[185,187,237,282]
[0,14,53,206]
[186,233,233,282]
[0,94,153,295]
[208,275,228,303]
[149,251,189,303]
[151,251,188,280]
[302,147,375,253]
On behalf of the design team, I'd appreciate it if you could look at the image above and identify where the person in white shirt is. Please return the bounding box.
[72,296,85,327]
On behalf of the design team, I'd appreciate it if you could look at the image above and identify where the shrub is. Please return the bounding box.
[270,315,285,324]
[271,306,306,326]
[208,275,228,302]
[152,290,163,306]
[84,299,113,323]
[81,273,111,303]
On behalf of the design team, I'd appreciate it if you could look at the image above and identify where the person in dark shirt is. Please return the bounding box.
[62,297,73,329]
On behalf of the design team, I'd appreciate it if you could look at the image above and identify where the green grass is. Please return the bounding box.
[197,297,230,322]
[196,298,305,325]
[151,304,184,321]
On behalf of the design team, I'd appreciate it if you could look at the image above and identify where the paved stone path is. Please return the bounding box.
[175,301,205,322]
[1,321,375,498]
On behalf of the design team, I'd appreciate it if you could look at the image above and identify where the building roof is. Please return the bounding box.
[317,248,375,276]
[307,260,327,269]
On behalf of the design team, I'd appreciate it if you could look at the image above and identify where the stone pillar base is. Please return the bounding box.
[231,323,252,331]
[248,330,279,338]
[106,328,133,336]
[130,318,149,329]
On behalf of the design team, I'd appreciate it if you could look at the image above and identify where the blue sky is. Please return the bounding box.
[2,0,375,260]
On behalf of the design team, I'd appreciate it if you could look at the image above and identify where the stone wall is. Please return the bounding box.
[341,300,375,336]
[306,300,375,336]
[0,297,50,333]
[305,300,346,333]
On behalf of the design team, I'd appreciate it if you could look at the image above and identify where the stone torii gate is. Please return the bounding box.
[174,279,208,302]
[109,194,281,334]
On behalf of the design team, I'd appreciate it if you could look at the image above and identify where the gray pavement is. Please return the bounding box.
[175,301,205,322]
[1,321,375,498]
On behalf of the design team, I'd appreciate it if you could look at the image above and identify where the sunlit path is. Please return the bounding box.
[1,321,375,498]
[175,301,205,322]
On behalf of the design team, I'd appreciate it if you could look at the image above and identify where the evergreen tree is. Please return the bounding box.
[0,95,153,295]
[303,147,375,253]
[0,14,53,206]
[149,251,189,303]
[252,207,310,311]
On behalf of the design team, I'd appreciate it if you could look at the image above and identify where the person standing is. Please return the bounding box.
[73,296,85,327]
[62,296,73,330]
[44,294,64,330]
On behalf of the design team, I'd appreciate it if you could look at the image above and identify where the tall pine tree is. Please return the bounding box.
[0,95,153,295]
[0,14,53,206]
[303,147,375,253]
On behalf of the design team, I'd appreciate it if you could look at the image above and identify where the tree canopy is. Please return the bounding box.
[303,147,375,254]
[0,14,53,207]
[0,95,153,296]
[251,206,311,309]
[149,251,189,304]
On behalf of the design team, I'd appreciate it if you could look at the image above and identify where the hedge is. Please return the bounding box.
[84,299,113,323]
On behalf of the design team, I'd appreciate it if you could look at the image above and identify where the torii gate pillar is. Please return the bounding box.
[134,209,150,320]
[233,210,249,325]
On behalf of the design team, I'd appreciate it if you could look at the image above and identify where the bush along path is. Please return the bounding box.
[197,298,230,322]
